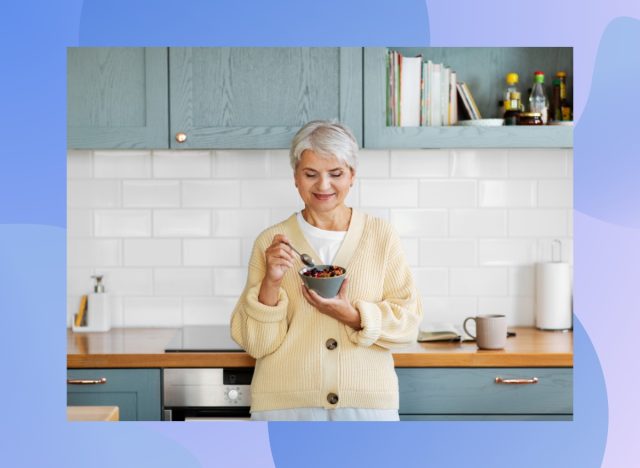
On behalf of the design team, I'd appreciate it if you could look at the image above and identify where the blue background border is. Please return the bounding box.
[2,1,638,466]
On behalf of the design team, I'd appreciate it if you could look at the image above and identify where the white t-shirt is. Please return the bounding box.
[296,212,346,265]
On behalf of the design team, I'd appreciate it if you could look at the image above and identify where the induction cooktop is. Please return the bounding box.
[164,325,244,352]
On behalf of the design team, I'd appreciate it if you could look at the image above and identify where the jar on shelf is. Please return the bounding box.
[516,112,544,125]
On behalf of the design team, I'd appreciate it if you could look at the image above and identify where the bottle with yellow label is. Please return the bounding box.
[503,72,523,125]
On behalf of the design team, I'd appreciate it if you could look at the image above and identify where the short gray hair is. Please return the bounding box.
[289,120,358,171]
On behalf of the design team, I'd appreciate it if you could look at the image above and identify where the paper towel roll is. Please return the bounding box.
[535,262,572,330]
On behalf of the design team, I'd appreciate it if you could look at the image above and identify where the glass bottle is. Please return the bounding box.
[503,72,523,126]
[529,71,548,124]
[550,78,562,122]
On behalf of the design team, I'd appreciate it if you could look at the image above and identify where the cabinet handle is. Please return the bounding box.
[495,377,539,385]
[67,377,107,385]
[175,132,187,143]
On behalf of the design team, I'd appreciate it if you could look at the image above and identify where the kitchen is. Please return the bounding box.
[66,47,573,421]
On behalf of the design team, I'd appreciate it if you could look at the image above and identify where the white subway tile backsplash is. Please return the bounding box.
[67,209,93,237]
[183,297,239,325]
[509,266,535,296]
[358,150,390,177]
[68,180,121,208]
[478,239,537,265]
[215,150,269,178]
[109,296,125,327]
[123,297,182,327]
[538,180,573,207]
[123,181,180,207]
[241,238,257,265]
[182,180,241,207]
[153,151,212,178]
[412,268,448,296]
[94,210,151,237]
[67,268,94,296]
[154,210,211,237]
[420,297,477,325]
[508,149,567,178]
[214,267,248,296]
[68,147,573,329]
[478,297,534,326]
[508,210,567,237]
[479,180,536,207]
[450,209,507,237]
[124,239,181,266]
[450,268,508,296]
[451,150,507,177]
[391,210,447,237]
[419,180,476,208]
[420,240,476,266]
[94,151,151,178]
[361,180,418,207]
[98,268,153,295]
[67,150,92,178]
[269,150,294,178]
[242,180,301,207]
[399,238,419,267]
[390,150,449,178]
[213,210,270,238]
[68,239,121,267]
[154,268,213,296]
[184,239,241,266]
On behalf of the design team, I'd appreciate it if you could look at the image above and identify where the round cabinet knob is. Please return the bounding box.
[175,132,187,143]
[227,389,239,400]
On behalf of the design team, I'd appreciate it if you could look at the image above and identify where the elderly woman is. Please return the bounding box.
[231,120,422,421]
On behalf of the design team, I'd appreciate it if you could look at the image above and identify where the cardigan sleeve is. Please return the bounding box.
[346,227,423,349]
[230,236,289,359]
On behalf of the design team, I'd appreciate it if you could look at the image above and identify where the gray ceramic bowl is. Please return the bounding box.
[299,265,347,299]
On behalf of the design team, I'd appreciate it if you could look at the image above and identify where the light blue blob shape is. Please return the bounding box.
[268,317,607,468]
[575,17,640,227]
[0,224,200,467]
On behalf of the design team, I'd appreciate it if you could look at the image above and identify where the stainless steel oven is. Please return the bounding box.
[163,368,253,421]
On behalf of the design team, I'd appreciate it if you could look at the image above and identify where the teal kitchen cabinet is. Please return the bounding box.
[397,368,572,421]
[169,47,363,149]
[67,48,169,149]
[364,47,573,149]
[67,369,161,421]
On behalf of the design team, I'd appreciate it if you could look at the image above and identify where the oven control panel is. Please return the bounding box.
[164,368,252,407]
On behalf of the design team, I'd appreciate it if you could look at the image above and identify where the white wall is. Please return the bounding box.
[67,148,573,328]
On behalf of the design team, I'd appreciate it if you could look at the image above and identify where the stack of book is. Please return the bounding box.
[387,50,482,126]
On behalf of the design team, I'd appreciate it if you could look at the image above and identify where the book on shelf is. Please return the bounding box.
[399,55,422,127]
[418,323,474,342]
[459,81,482,119]
[386,50,459,127]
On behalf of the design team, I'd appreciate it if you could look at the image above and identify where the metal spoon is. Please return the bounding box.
[282,242,315,267]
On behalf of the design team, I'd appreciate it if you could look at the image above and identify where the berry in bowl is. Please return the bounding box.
[299,265,346,298]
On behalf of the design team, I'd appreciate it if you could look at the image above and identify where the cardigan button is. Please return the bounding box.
[327,393,339,405]
[325,338,338,350]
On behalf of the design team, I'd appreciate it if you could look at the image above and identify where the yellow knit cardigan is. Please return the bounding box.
[231,209,422,412]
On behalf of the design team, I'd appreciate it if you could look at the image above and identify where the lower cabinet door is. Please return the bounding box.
[67,369,161,421]
[397,368,573,419]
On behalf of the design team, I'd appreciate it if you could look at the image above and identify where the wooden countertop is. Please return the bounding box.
[67,406,119,421]
[67,327,572,368]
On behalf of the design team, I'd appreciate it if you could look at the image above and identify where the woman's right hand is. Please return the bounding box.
[263,234,295,285]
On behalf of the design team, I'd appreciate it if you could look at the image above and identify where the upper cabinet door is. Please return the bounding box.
[68,48,169,149]
[169,48,363,149]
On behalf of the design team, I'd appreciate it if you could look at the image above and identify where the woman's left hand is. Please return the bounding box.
[301,277,362,330]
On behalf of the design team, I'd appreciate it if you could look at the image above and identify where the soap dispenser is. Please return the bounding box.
[87,274,111,332]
